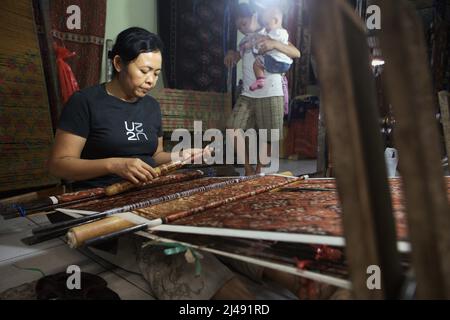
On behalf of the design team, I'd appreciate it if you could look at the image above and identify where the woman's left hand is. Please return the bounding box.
[255,37,278,54]
[180,146,213,164]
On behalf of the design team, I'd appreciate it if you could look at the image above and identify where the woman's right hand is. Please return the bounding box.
[224,50,240,68]
[107,158,158,185]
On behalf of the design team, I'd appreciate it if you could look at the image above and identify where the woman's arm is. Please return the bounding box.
[225,39,300,69]
[48,129,157,184]
[152,137,211,166]
[152,137,173,165]
[224,50,241,68]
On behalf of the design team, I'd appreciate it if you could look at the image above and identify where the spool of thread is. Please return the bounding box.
[67,216,136,248]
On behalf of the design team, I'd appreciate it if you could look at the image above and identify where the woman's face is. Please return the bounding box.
[236,14,259,35]
[117,51,162,99]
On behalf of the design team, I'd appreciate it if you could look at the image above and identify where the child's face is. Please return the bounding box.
[262,13,282,32]
[236,15,258,35]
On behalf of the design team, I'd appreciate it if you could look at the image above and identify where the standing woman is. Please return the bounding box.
[49,27,195,189]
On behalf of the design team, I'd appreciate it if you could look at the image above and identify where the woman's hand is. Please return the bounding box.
[224,50,240,68]
[107,158,158,185]
[256,39,301,58]
[179,146,213,164]
[255,38,279,54]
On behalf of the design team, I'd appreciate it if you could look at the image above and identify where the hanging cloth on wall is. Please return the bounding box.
[54,43,79,104]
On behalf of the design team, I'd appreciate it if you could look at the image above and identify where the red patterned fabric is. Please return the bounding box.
[174,178,450,241]
[50,0,106,91]
[134,175,294,219]
[67,177,226,212]
[174,190,346,235]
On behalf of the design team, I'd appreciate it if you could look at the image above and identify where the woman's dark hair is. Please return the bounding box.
[108,27,164,75]
[234,3,256,19]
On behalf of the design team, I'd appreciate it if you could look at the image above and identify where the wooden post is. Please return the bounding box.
[34,0,63,128]
[316,102,328,177]
[376,0,450,299]
[310,0,403,299]
[439,91,450,161]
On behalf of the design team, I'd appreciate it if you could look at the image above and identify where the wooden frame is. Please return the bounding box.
[310,0,403,299]
[376,0,450,299]
[439,91,450,162]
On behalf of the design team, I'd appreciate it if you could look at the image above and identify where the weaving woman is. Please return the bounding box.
[48,27,205,189]
[46,27,331,300]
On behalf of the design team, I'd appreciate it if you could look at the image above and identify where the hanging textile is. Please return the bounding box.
[0,0,59,192]
[54,44,79,104]
[285,0,313,97]
[49,0,106,92]
[429,0,449,92]
[158,0,237,92]
[281,1,318,159]
[33,0,62,130]
[284,103,319,158]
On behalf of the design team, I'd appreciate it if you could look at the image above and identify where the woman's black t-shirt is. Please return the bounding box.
[58,84,163,188]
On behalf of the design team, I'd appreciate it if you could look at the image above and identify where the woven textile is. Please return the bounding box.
[68,176,226,212]
[285,0,312,96]
[150,88,231,132]
[0,0,58,192]
[134,175,294,220]
[158,0,236,92]
[284,108,319,159]
[174,190,345,236]
[49,0,106,90]
[173,178,450,241]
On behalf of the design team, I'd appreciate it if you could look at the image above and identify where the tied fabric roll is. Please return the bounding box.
[67,216,136,248]
[105,160,184,196]
[104,149,205,197]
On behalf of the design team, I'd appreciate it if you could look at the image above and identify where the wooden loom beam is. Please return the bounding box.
[439,91,450,161]
[310,0,403,299]
[376,0,450,299]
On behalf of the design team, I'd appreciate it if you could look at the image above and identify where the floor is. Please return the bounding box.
[0,159,313,299]
[0,213,155,299]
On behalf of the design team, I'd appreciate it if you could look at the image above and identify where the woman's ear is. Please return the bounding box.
[112,55,122,73]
